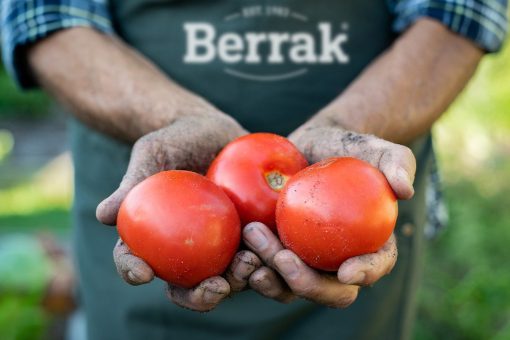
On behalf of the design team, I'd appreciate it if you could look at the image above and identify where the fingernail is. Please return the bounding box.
[244,226,268,251]
[257,277,271,290]
[203,290,222,304]
[344,272,366,285]
[277,259,300,280]
[127,271,138,282]
[397,168,412,186]
[253,272,271,290]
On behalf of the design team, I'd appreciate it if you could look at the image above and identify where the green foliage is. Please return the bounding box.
[0,295,48,340]
[415,181,510,339]
[0,129,14,161]
[0,235,53,294]
[0,161,71,340]
[0,209,70,235]
[415,39,510,339]
[0,67,51,118]
[0,234,56,340]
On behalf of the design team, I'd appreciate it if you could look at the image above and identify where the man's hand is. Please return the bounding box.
[240,126,415,307]
[95,113,264,312]
[243,222,398,307]
[113,239,262,312]
[96,114,245,225]
[289,126,416,200]
[239,17,481,308]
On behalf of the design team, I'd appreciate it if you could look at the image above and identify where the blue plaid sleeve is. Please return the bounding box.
[389,0,508,52]
[1,0,113,88]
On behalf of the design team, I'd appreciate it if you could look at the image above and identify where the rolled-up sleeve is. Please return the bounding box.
[1,0,113,88]
[390,0,508,52]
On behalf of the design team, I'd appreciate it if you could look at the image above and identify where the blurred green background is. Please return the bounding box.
[1,38,509,340]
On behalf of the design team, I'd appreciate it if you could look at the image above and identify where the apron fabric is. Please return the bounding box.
[70,1,432,339]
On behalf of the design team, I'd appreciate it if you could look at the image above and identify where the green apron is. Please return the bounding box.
[70,1,431,339]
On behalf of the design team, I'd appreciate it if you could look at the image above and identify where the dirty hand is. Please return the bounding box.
[241,125,416,307]
[96,113,262,312]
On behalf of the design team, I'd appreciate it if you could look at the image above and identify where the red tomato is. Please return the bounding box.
[207,133,308,231]
[276,157,398,271]
[117,170,241,288]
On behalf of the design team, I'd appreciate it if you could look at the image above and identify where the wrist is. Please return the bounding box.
[133,89,246,142]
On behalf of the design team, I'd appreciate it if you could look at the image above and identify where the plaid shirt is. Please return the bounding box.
[1,0,508,87]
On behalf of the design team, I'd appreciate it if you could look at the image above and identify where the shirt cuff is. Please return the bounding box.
[391,0,508,53]
[1,0,113,89]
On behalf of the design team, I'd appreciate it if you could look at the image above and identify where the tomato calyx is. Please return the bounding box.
[265,171,288,191]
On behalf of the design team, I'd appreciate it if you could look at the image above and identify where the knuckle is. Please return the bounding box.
[401,145,414,158]
[262,248,279,266]
[121,173,134,182]
[133,134,162,157]
[393,143,410,154]
[399,145,415,163]
[133,136,151,150]
[237,250,260,267]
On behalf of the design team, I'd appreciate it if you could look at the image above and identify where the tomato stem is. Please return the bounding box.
[265,171,287,191]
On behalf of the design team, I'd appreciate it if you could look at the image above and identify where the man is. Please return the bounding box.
[1,0,507,339]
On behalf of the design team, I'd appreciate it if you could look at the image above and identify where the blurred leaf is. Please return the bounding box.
[0,234,52,295]
[0,295,47,340]
[0,67,50,118]
[415,25,510,340]
[0,129,14,162]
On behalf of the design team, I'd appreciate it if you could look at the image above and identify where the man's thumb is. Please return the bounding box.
[96,174,142,226]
